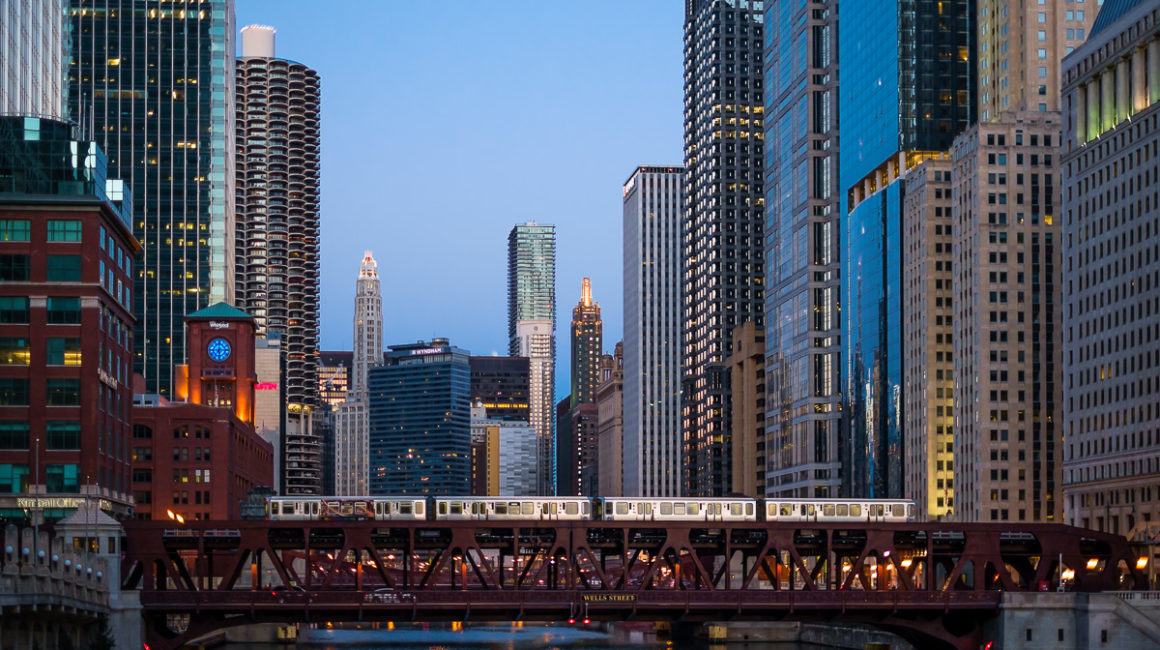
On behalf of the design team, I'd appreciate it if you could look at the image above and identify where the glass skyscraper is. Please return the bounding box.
[67,0,236,397]
[839,0,974,499]
[507,222,556,494]
[761,0,840,499]
[1,0,67,119]
[368,339,471,496]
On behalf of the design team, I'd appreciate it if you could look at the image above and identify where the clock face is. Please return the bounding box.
[207,337,232,362]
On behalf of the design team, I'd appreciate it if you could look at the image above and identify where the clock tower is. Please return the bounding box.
[175,302,257,425]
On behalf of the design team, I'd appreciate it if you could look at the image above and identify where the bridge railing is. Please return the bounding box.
[1,524,110,613]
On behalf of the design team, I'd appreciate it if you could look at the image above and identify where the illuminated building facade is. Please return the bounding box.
[682,0,766,497]
[67,0,236,398]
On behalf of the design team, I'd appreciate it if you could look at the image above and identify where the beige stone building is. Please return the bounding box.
[977,0,1097,121]
[952,112,1063,523]
[1061,0,1160,536]
[596,344,624,497]
[901,158,956,520]
[726,321,765,498]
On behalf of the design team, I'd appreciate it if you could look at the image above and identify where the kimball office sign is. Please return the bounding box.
[16,497,114,510]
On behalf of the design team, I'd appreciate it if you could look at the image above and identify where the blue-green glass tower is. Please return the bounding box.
[368,339,472,495]
[67,0,236,398]
[839,0,975,499]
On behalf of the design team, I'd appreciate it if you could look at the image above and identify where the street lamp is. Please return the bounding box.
[166,509,185,524]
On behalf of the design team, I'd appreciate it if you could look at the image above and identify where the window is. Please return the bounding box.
[46,220,82,242]
[46,255,82,282]
[0,378,29,405]
[132,469,152,483]
[0,463,29,493]
[133,424,153,439]
[0,255,30,281]
[46,297,80,324]
[0,337,29,364]
[45,463,79,493]
[45,338,82,365]
[0,220,29,242]
[46,378,80,406]
[46,421,81,450]
[0,297,28,323]
[0,422,29,449]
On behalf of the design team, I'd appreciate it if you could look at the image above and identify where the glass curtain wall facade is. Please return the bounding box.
[1,0,67,119]
[507,222,556,494]
[682,0,766,497]
[761,0,840,499]
[839,0,974,499]
[368,339,471,496]
[67,0,236,398]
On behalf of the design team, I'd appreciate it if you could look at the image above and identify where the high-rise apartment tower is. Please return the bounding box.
[682,0,766,497]
[507,222,556,494]
[1,0,67,119]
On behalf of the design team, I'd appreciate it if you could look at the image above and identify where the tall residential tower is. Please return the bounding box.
[507,222,556,494]
[682,0,766,497]
[1,0,67,119]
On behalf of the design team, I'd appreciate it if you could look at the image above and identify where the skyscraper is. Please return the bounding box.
[67,0,236,397]
[334,252,381,496]
[840,0,974,499]
[623,166,683,497]
[570,278,602,408]
[682,0,766,497]
[1,0,67,119]
[761,0,841,499]
[1061,0,1160,534]
[369,339,472,496]
[235,24,321,411]
[507,222,556,494]
[469,355,530,423]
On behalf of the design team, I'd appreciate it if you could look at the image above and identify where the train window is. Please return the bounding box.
[780,504,793,517]
[400,502,412,514]
[550,503,558,515]
[615,502,629,515]
[688,503,699,515]
[823,504,835,516]
[662,503,674,515]
[808,505,816,516]
[892,504,905,517]
[375,502,382,515]
[837,504,848,516]
[415,501,424,515]
[565,502,578,515]
[312,502,319,515]
[850,504,862,516]
[731,503,742,516]
[470,503,479,515]
[581,502,589,515]
[495,503,507,515]
[874,505,884,517]
[907,504,915,519]
[451,503,463,515]
[522,503,534,516]
[271,502,280,515]
[746,503,754,516]
[438,502,447,515]
[642,503,652,515]
[768,503,777,517]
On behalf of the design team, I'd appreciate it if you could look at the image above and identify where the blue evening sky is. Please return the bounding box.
[236,1,683,401]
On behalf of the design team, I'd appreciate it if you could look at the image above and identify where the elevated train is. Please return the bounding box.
[266,496,916,524]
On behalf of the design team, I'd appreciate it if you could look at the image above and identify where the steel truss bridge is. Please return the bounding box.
[122,519,1145,650]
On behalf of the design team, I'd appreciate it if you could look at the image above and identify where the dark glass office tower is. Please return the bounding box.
[469,355,530,423]
[368,339,471,496]
[67,0,236,398]
[761,0,840,499]
[682,0,766,497]
[839,0,974,499]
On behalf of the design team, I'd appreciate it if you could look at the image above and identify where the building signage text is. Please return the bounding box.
[410,348,445,356]
[209,321,230,330]
[16,497,113,511]
[255,382,278,390]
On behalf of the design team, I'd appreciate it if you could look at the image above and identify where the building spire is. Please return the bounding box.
[581,277,592,307]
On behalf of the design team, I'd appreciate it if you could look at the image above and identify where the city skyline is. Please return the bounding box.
[234,1,683,402]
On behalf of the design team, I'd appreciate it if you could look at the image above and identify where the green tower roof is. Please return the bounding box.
[185,302,254,321]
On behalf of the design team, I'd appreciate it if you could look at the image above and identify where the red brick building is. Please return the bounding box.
[132,303,274,520]
[0,116,139,524]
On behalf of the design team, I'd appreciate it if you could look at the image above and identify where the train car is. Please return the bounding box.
[434,497,591,521]
[597,498,758,522]
[760,499,916,523]
[267,497,427,521]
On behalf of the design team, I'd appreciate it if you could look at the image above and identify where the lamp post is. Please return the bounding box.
[32,436,40,566]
